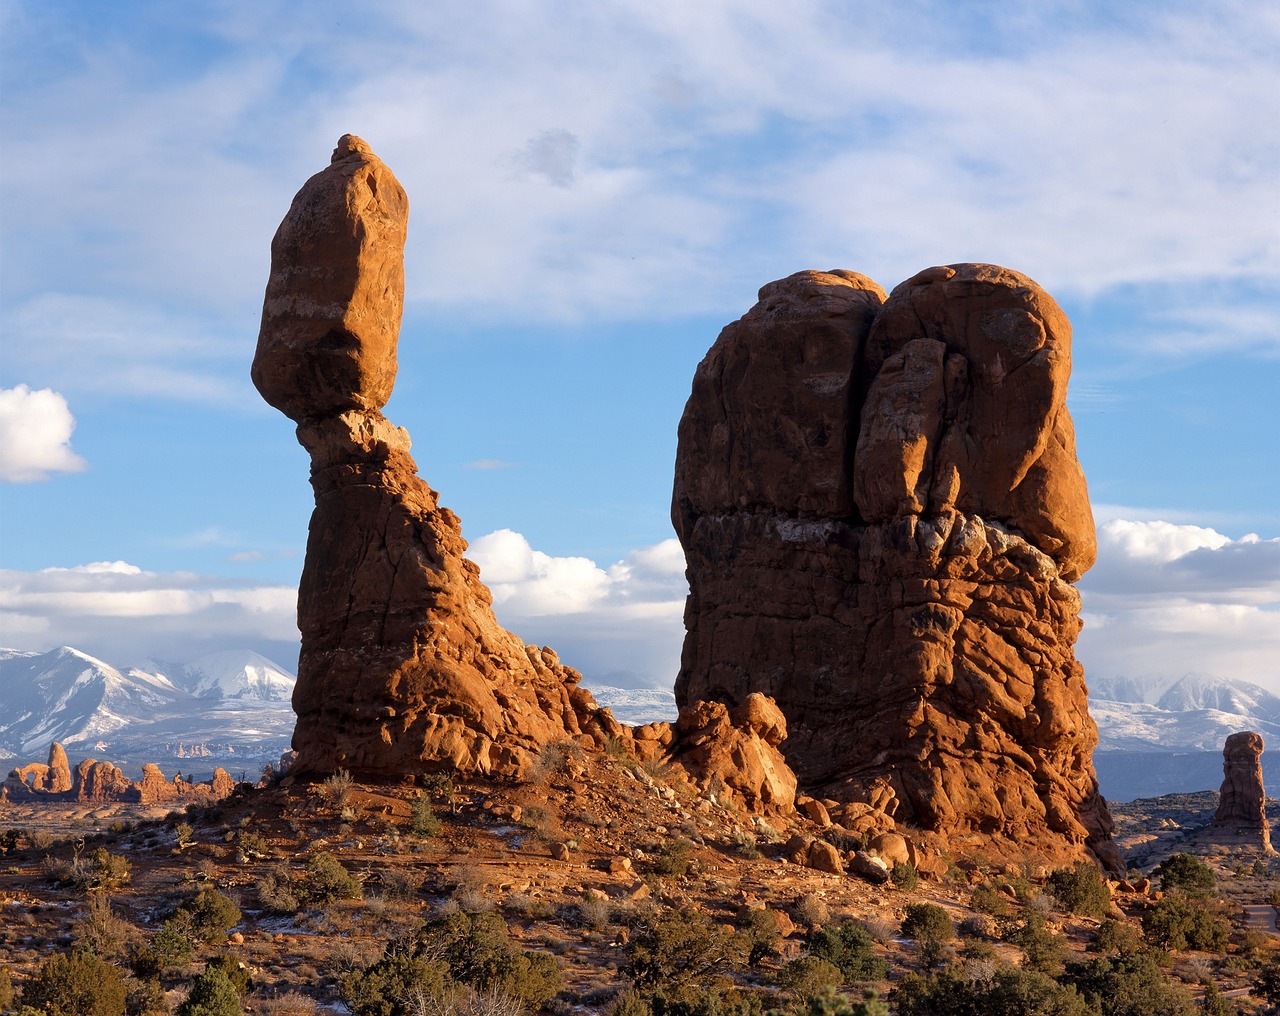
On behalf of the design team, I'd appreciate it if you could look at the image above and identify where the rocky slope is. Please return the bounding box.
[673,265,1118,870]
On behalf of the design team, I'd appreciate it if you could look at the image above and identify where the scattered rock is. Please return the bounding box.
[848,851,891,885]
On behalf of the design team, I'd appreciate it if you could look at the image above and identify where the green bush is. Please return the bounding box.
[969,884,1013,918]
[181,887,241,944]
[203,955,251,996]
[900,903,953,943]
[341,910,561,1014]
[1007,912,1066,975]
[652,838,695,877]
[255,863,300,913]
[625,907,741,992]
[1255,959,1280,1004]
[1047,862,1111,918]
[806,920,887,982]
[19,952,128,1016]
[175,969,242,1016]
[1091,918,1143,956]
[891,964,1090,1016]
[1140,894,1228,951]
[409,794,442,837]
[1153,854,1215,897]
[299,852,363,905]
[1062,951,1196,1016]
[0,968,12,1011]
[890,861,919,891]
[777,955,842,996]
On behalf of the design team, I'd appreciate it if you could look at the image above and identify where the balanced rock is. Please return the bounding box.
[674,264,1119,870]
[254,137,612,779]
[1212,731,1272,851]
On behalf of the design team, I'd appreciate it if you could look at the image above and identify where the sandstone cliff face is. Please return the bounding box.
[254,137,612,780]
[1212,731,1272,851]
[674,265,1119,870]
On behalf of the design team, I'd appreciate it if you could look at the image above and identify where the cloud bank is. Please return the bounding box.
[0,385,87,483]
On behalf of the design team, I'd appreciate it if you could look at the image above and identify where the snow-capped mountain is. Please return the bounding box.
[0,646,187,755]
[1089,673,1280,751]
[0,645,297,763]
[144,650,296,702]
[584,684,678,726]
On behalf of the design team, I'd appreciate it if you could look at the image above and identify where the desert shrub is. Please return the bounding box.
[730,828,762,859]
[969,884,1012,918]
[78,848,131,893]
[298,852,362,905]
[1092,918,1143,956]
[901,903,953,943]
[890,861,919,891]
[173,823,195,848]
[342,911,561,1013]
[377,869,420,902]
[409,794,442,838]
[1141,894,1228,951]
[320,768,354,810]
[181,887,241,944]
[1,828,21,855]
[738,907,780,966]
[1255,959,1280,1004]
[1062,951,1196,1016]
[532,740,573,783]
[861,915,897,946]
[1047,862,1111,918]
[1199,982,1231,1016]
[652,837,695,878]
[75,893,131,958]
[235,831,269,861]
[625,906,741,992]
[807,920,887,982]
[175,969,242,1016]
[252,992,316,1016]
[777,956,842,996]
[1153,854,1215,897]
[0,969,12,1011]
[126,977,169,1016]
[794,893,830,930]
[204,955,252,996]
[256,864,300,913]
[891,964,1091,1016]
[19,951,129,1016]
[578,894,612,931]
[1007,912,1066,975]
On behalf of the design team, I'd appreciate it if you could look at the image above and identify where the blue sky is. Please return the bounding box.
[1,0,1277,695]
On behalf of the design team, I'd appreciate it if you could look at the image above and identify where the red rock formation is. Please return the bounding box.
[73,759,132,802]
[674,264,1119,870]
[1212,731,1272,851]
[670,693,797,816]
[253,136,612,780]
[47,742,73,793]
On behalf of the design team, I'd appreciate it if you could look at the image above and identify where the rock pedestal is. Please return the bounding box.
[1212,731,1272,851]
[253,137,612,779]
[674,265,1120,870]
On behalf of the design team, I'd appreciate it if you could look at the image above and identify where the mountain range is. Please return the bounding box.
[0,646,297,775]
[4,646,1278,801]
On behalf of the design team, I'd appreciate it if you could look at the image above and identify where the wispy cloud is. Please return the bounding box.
[2,2,1274,402]
[1079,518,1280,687]
[0,562,299,666]
[0,385,88,483]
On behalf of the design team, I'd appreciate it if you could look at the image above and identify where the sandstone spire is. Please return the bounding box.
[673,264,1120,870]
[1212,731,1272,851]
[253,136,612,779]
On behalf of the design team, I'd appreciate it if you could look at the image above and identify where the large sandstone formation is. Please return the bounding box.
[674,265,1119,869]
[253,136,615,780]
[1212,731,1272,851]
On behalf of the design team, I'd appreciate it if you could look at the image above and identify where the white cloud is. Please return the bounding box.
[0,562,298,666]
[1078,518,1280,689]
[0,385,88,483]
[467,529,687,688]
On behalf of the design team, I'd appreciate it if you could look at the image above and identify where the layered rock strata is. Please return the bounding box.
[253,137,614,779]
[674,265,1119,869]
[1212,731,1272,851]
